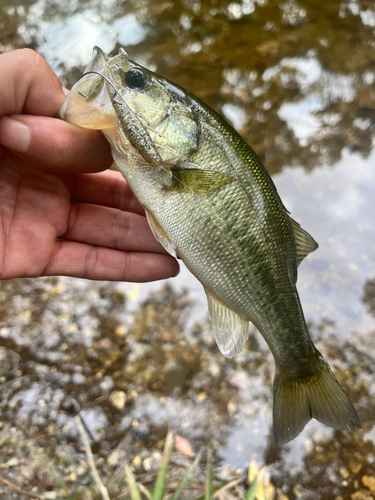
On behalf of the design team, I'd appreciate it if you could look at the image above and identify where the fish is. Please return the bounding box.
[59,47,361,444]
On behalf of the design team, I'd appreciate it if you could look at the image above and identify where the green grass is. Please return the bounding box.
[122,431,264,500]
[0,428,272,500]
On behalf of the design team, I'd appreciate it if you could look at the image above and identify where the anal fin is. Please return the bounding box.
[206,291,249,358]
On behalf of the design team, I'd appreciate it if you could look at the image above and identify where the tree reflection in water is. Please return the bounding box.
[0,0,374,174]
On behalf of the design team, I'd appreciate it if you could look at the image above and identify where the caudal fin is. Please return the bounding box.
[273,356,361,445]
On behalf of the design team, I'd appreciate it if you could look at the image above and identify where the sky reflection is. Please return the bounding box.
[275,150,375,335]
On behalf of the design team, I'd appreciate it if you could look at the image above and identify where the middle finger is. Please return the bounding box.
[62,170,145,216]
[61,202,167,255]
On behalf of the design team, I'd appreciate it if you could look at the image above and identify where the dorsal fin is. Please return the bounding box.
[288,216,318,266]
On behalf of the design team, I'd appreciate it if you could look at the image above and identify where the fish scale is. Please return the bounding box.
[59,46,361,445]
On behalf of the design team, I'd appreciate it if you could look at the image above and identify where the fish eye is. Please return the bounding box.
[124,69,147,90]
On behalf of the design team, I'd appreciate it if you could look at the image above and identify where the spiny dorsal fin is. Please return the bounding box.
[206,291,249,358]
[288,216,318,266]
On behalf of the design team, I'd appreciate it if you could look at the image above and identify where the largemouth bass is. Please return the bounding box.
[59,47,361,444]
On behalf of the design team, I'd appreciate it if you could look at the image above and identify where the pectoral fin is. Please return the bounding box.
[206,291,249,357]
[145,210,177,258]
[166,167,233,195]
[288,216,318,266]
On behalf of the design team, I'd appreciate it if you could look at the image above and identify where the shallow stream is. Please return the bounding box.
[0,1,375,498]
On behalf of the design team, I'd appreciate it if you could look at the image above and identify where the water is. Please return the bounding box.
[0,0,375,498]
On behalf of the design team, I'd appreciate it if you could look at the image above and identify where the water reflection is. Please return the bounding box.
[275,150,375,335]
[0,0,375,497]
[363,279,375,318]
[1,0,374,172]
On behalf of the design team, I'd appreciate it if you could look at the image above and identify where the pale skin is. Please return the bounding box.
[0,49,179,281]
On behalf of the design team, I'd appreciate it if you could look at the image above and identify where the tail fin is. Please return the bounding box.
[273,356,361,445]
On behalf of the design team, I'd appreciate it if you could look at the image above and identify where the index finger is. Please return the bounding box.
[0,48,65,116]
[0,49,113,172]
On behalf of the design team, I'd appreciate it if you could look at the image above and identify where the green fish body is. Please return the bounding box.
[59,47,361,444]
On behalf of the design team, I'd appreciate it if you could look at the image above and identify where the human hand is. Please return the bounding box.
[0,49,179,281]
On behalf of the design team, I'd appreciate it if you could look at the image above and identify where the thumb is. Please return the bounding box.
[0,114,113,173]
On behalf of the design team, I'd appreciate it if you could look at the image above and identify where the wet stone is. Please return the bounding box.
[108,390,127,410]
[351,491,374,500]
[293,484,304,498]
[107,449,126,467]
[349,453,366,475]
[363,476,375,494]
[143,451,162,472]
[43,493,58,500]
[132,455,142,469]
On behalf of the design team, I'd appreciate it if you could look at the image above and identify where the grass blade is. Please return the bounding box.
[125,464,142,500]
[169,450,202,500]
[152,430,174,500]
[75,415,110,500]
[245,476,259,500]
[138,483,152,499]
[212,478,244,498]
[42,455,74,500]
[0,475,45,500]
[204,447,213,500]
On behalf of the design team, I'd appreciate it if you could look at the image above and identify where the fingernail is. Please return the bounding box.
[0,116,31,153]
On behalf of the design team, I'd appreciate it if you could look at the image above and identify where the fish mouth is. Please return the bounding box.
[58,86,117,131]
[59,46,130,131]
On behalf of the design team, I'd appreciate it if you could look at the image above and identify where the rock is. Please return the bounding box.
[115,325,127,337]
[208,362,221,377]
[255,40,280,56]
[363,476,375,493]
[76,461,87,477]
[227,400,237,416]
[132,455,142,468]
[72,373,86,385]
[198,392,206,401]
[349,452,365,475]
[143,452,162,472]
[229,370,250,390]
[340,467,350,479]
[108,390,126,410]
[41,492,58,500]
[293,484,304,498]
[5,457,20,467]
[108,449,126,467]
[351,490,374,500]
